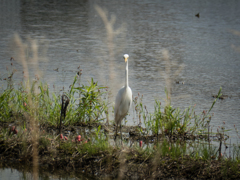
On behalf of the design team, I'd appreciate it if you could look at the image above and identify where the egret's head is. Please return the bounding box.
[123,54,129,62]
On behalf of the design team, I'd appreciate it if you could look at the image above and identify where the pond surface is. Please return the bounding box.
[0,167,90,180]
[0,0,240,172]
[1,0,240,135]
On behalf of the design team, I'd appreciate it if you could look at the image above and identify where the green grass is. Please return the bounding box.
[1,68,240,178]
[134,88,222,137]
[0,74,108,127]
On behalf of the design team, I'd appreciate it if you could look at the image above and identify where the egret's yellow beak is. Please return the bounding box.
[125,57,128,62]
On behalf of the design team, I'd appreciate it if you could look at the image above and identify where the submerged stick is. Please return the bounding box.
[59,94,70,134]
[218,133,223,160]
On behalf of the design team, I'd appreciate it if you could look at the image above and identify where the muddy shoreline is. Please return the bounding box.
[0,123,239,179]
[1,144,239,179]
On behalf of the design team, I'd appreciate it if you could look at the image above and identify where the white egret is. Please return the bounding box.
[114,54,132,140]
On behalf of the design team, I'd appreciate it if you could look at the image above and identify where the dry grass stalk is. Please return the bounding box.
[159,49,185,105]
[117,148,128,180]
[95,5,127,123]
[95,5,126,81]
[151,148,161,179]
[11,33,48,180]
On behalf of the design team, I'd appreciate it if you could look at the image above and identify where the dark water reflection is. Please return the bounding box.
[0,168,90,180]
[1,0,240,138]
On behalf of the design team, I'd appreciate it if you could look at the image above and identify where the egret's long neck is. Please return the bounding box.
[125,60,128,87]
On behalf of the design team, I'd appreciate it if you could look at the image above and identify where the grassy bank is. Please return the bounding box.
[0,123,240,179]
[1,67,240,179]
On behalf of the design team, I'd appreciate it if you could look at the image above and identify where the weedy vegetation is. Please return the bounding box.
[1,61,240,179]
[1,7,240,180]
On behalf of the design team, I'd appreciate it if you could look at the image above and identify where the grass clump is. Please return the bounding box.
[134,88,222,138]
[0,72,108,127]
[66,76,108,125]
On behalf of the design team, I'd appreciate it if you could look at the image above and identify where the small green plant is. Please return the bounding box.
[142,87,222,136]
[198,142,218,160]
[65,76,108,124]
[0,88,13,121]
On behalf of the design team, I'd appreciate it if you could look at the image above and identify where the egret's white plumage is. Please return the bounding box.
[114,54,132,140]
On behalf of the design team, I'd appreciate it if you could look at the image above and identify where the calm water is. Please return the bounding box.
[0,168,90,180]
[1,0,240,133]
[0,0,240,178]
